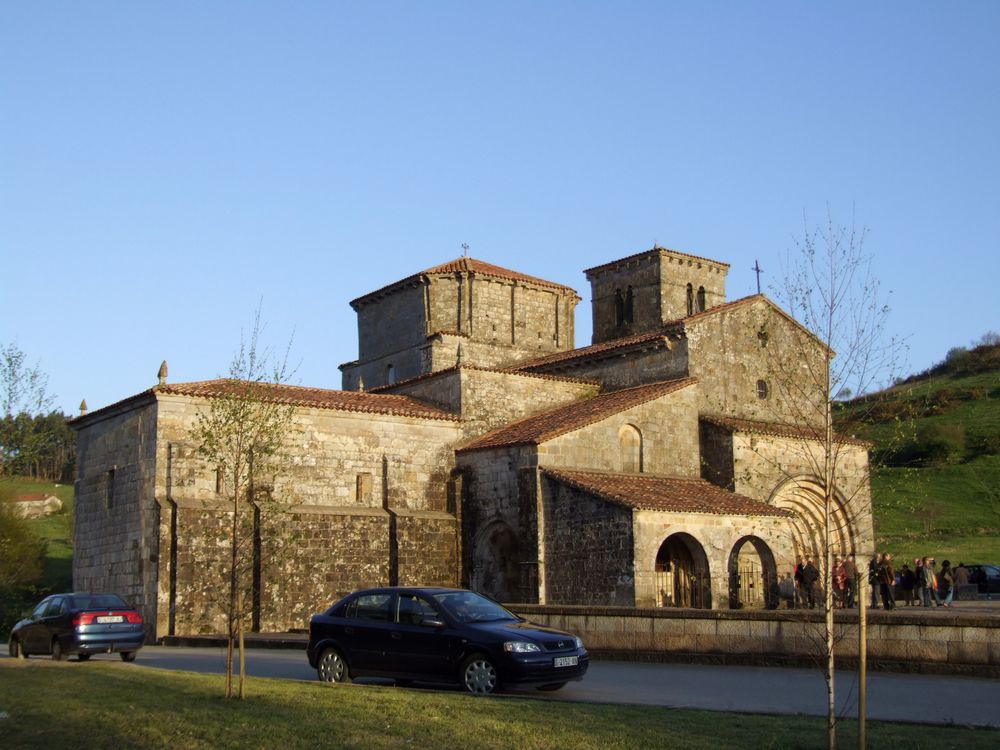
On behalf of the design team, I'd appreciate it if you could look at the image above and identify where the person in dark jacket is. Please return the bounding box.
[802,558,820,609]
[877,553,896,610]
[899,563,916,605]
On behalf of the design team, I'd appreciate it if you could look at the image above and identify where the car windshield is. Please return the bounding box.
[70,594,128,610]
[432,591,519,623]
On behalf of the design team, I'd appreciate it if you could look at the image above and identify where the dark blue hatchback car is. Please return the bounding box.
[307,587,588,694]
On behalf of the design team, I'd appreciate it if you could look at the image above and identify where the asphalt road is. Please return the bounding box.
[49,646,1000,729]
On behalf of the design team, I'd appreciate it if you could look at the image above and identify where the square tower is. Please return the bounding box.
[584,247,729,344]
[340,257,580,389]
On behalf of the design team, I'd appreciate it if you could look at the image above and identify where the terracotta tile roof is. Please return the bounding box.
[543,468,793,517]
[153,380,460,421]
[351,256,579,308]
[513,296,762,372]
[584,246,730,276]
[700,415,871,447]
[457,378,695,452]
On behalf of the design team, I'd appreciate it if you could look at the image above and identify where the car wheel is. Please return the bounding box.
[52,638,66,661]
[9,638,27,659]
[77,654,91,662]
[536,682,567,692]
[120,651,137,663]
[317,647,351,683]
[460,654,499,695]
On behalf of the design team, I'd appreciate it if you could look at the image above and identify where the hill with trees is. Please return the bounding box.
[836,333,1000,565]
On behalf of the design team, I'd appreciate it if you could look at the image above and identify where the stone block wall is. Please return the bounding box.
[73,399,159,636]
[527,339,690,393]
[536,384,700,477]
[541,478,635,605]
[395,509,459,587]
[356,283,427,361]
[510,604,1000,676]
[686,298,826,427]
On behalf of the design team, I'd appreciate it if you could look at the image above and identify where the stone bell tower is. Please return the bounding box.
[584,246,729,345]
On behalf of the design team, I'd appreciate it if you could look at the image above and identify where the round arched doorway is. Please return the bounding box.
[470,521,521,602]
[769,477,854,562]
[727,536,778,609]
[654,533,711,609]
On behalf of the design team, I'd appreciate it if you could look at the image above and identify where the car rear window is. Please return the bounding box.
[71,594,129,610]
[346,593,392,621]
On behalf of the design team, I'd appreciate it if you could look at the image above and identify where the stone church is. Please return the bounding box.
[71,246,874,638]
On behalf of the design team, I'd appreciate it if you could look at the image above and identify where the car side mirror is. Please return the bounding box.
[421,618,446,629]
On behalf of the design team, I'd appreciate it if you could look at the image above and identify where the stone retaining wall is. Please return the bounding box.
[511,604,1000,676]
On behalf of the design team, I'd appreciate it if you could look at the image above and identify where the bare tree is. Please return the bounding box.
[191,308,295,699]
[0,343,58,478]
[757,209,905,749]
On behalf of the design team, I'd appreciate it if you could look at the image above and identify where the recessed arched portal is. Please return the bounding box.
[728,536,778,609]
[470,521,521,603]
[769,477,854,563]
[654,533,711,609]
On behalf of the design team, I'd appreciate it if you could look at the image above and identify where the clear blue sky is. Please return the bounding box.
[3,2,998,415]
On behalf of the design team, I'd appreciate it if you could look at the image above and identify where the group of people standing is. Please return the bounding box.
[872,555,964,609]
[776,554,963,610]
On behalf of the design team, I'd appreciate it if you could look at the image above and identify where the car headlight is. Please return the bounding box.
[574,636,584,649]
[503,640,541,653]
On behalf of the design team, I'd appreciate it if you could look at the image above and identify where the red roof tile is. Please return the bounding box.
[457,378,695,452]
[583,246,731,276]
[543,468,793,517]
[153,380,460,421]
[351,256,579,308]
[14,493,53,502]
[700,415,871,447]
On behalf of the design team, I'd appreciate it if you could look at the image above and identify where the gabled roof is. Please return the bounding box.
[542,468,793,517]
[350,256,579,309]
[583,246,730,277]
[72,380,460,427]
[457,378,695,452]
[700,415,871,447]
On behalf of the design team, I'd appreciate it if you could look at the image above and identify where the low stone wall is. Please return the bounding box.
[510,604,1000,677]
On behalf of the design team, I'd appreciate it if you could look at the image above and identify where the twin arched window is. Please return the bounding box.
[614,286,635,327]
[686,284,707,314]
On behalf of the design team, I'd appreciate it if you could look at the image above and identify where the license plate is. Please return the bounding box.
[96,615,124,624]
[553,656,578,668]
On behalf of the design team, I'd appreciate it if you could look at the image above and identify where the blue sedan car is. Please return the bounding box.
[8,592,145,662]
[307,587,588,694]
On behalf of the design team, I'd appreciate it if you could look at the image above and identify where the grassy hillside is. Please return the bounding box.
[837,343,1000,565]
[0,476,74,593]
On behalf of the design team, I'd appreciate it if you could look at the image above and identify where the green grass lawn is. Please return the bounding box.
[0,661,996,750]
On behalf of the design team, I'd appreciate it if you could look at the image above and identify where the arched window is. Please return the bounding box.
[697,286,706,312]
[756,379,769,399]
[686,284,694,316]
[619,424,643,473]
[624,286,634,324]
[614,289,625,327]
[386,364,396,385]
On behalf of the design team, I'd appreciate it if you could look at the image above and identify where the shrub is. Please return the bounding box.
[915,423,966,465]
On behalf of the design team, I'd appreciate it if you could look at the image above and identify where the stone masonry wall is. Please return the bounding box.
[542,479,635,605]
[73,399,159,637]
[457,446,539,602]
[536,384,700,477]
[528,340,689,393]
[356,283,427,361]
[685,298,827,427]
[149,394,461,637]
[729,432,875,560]
[395,509,459,587]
